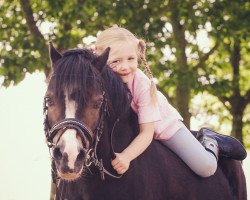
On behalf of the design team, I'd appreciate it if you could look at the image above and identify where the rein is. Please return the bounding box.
[43,92,123,181]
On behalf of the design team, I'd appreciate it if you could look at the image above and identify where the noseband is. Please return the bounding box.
[43,92,122,181]
[45,118,93,148]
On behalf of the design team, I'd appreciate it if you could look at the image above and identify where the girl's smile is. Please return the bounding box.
[120,72,131,76]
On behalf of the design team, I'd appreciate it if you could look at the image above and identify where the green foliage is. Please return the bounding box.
[208,0,250,39]
[0,0,249,143]
[0,0,47,86]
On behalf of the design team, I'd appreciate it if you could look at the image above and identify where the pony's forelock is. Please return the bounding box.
[47,48,131,118]
[49,49,102,112]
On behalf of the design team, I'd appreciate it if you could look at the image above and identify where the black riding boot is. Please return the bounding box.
[193,128,247,161]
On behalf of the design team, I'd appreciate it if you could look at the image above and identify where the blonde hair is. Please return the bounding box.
[95,25,158,104]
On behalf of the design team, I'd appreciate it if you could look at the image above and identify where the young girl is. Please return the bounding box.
[93,25,246,177]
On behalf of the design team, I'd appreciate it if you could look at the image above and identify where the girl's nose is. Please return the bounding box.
[119,61,128,71]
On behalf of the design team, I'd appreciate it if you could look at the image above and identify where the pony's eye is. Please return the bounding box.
[93,99,103,109]
[45,97,54,106]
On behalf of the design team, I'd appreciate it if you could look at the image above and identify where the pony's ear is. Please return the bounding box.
[49,41,62,67]
[94,47,110,71]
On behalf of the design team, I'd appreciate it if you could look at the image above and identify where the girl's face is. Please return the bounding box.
[107,42,138,83]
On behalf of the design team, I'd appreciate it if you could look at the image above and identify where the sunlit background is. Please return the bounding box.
[0,72,249,199]
[0,73,50,200]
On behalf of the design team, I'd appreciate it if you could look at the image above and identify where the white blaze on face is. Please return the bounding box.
[63,92,79,169]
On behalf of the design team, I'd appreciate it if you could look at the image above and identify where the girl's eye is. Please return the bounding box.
[128,57,135,60]
[109,60,120,68]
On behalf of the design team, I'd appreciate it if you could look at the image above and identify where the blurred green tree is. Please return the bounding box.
[198,0,250,143]
[0,0,249,140]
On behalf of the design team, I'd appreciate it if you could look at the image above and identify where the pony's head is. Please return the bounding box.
[44,42,110,181]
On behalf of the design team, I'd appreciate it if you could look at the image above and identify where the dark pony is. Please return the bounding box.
[44,43,247,200]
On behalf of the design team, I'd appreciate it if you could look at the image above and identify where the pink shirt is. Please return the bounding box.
[127,69,183,140]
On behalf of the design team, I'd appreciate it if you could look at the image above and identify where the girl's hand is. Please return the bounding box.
[111,153,131,174]
[111,123,154,175]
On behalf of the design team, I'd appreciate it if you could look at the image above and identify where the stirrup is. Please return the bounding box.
[199,136,219,160]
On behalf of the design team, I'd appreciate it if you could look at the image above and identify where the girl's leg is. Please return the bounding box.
[160,124,217,178]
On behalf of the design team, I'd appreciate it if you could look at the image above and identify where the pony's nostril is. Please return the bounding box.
[53,147,63,160]
[76,149,85,162]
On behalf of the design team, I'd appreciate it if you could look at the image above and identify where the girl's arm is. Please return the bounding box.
[111,122,154,174]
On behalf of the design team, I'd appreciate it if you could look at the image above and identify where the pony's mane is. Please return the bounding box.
[101,67,132,118]
[48,48,131,118]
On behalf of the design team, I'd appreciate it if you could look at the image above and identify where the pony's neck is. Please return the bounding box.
[96,120,115,171]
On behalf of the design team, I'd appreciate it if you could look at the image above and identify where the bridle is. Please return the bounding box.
[43,91,123,181]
